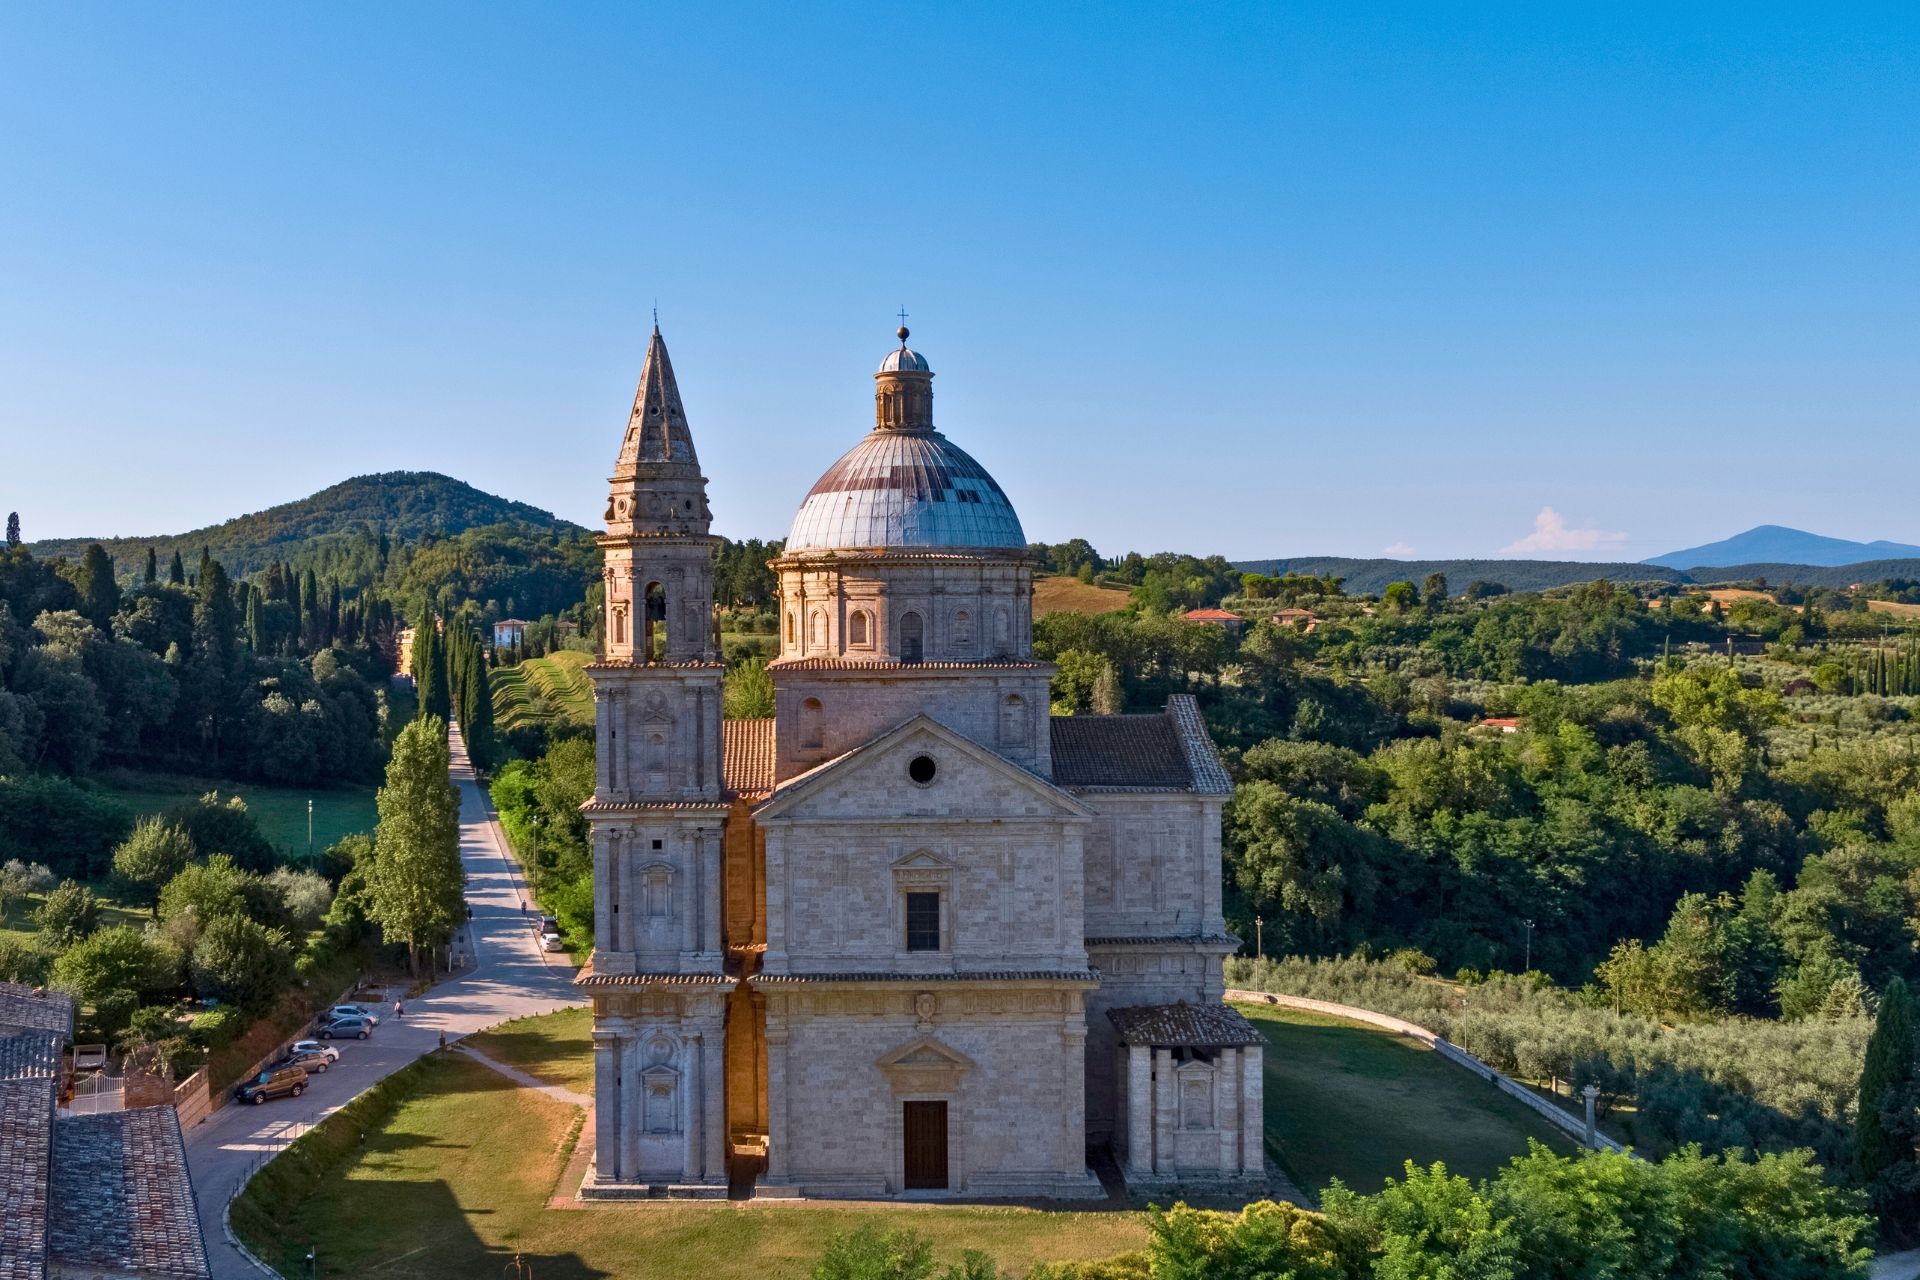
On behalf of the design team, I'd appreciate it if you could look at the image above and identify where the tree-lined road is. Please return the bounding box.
[186,724,584,1280]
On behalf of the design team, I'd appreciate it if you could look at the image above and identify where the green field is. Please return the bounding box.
[493,649,596,736]
[0,887,147,947]
[238,1010,1142,1280]
[93,772,378,860]
[1241,1002,1577,1193]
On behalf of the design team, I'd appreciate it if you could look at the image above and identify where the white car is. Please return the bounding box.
[327,1004,380,1026]
[288,1040,341,1065]
[541,931,566,953]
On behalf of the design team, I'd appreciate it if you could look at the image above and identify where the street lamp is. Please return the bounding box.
[1522,918,1535,974]
[1254,915,1264,960]
[306,799,314,864]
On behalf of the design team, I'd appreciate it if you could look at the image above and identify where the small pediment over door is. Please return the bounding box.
[876,1035,975,1094]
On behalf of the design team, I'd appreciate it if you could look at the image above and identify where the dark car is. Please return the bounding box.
[316,1014,373,1040]
[235,1063,309,1105]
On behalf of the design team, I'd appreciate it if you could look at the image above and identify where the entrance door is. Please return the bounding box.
[902,1100,948,1190]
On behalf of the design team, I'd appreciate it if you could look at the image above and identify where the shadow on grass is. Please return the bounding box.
[259,1178,609,1280]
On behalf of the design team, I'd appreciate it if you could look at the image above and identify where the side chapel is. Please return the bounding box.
[578,323,1265,1198]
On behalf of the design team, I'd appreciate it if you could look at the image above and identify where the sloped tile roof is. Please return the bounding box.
[1166,694,1233,794]
[0,1077,54,1280]
[767,658,1049,671]
[1108,1001,1265,1048]
[1084,932,1240,948]
[50,1107,210,1280]
[574,970,734,987]
[0,985,74,1037]
[723,717,776,797]
[0,1029,64,1084]
[1049,714,1193,790]
[755,969,1101,985]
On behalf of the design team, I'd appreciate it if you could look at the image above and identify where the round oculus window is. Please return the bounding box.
[907,754,937,785]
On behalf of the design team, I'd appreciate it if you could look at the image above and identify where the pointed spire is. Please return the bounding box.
[615,326,699,475]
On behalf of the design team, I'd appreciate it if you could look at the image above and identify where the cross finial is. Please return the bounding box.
[896,305,910,346]
[652,301,659,331]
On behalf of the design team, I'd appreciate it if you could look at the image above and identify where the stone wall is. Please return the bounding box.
[762,985,1098,1198]
[1081,792,1226,940]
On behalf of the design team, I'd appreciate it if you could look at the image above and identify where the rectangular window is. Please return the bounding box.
[905,892,941,952]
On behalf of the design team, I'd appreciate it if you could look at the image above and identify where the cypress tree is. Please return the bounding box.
[76,543,120,629]
[244,585,265,652]
[301,570,320,649]
[4,512,18,547]
[168,550,186,585]
[326,581,341,646]
[143,546,158,586]
[1858,976,1920,1240]
[286,573,303,652]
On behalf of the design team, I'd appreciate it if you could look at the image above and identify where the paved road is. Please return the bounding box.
[186,724,585,1279]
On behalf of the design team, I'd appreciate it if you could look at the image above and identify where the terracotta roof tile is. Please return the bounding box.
[0,1077,54,1280]
[723,718,776,797]
[574,971,733,987]
[49,1107,209,1280]
[0,985,74,1037]
[1108,1001,1264,1048]
[768,658,1048,671]
[1049,714,1192,790]
[754,969,1100,985]
[1084,933,1240,948]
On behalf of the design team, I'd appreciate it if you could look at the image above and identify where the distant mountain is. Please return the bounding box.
[27,471,589,579]
[1645,525,1920,571]
[1233,554,1920,596]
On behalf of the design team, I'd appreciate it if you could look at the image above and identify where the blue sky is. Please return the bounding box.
[2,4,1915,562]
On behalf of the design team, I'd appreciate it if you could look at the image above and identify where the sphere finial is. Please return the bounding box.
[896,304,910,347]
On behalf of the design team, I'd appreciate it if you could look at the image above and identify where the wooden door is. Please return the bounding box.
[902,1100,948,1190]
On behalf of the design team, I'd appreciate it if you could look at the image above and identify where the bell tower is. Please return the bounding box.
[581,324,729,1195]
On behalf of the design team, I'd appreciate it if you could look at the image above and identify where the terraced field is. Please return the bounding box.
[493,649,596,735]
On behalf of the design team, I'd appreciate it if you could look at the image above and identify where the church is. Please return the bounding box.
[577,323,1265,1199]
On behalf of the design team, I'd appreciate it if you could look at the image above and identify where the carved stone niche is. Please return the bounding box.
[876,1036,975,1095]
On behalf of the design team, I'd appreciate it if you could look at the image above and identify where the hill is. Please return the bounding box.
[1233,554,1920,596]
[1233,556,1692,596]
[1645,524,1920,570]
[27,471,589,579]
[1032,575,1133,617]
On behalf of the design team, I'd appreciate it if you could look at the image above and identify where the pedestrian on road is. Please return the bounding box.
[394,1000,405,1019]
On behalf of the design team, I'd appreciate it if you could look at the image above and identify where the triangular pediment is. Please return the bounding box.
[876,1034,976,1073]
[754,715,1093,822]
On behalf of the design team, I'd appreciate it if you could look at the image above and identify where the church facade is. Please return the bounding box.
[578,325,1264,1199]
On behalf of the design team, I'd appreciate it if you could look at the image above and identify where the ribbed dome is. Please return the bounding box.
[878,347,930,373]
[786,430,1026,553]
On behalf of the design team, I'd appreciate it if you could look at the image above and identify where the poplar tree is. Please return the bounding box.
[4,512,18,546]
[1858,976,1920,1241]
[367,716,463,975]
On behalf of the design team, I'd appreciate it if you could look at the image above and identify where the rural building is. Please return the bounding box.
[494,618,530,648]
[579,327,1260,1200]
[1181,607,1246,632]
[1472,717,1522,734]
[0,983,209,1280]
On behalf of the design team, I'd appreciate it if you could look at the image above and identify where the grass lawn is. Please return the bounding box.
[242,1011,1144,1280]
[1242,1003,1577,1194]
[0,887,147,947]
[92,771,376,860]
[467,1006,594,1094]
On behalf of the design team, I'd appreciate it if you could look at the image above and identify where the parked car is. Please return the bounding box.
[316,1014,373,1040]
[234,1063,309,1105]
[326,1003,380,1026]
[275,1041,340,1073]
[541,931,566,953]
[537,915,560,936]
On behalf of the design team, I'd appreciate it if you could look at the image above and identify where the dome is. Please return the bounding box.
[786,430,1026,553]
[878,346,930,373]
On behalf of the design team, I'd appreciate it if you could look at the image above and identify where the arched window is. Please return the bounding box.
[643,581,666,661]
[809,609,828,649]
[800,697,824,749]
[994,607,1011,649]
[952,609,974,650]
[849,609,871,647]
[999,694,1027,746]
[785,611,796,645]
[612,607,627,647]
[899,612,924,664]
